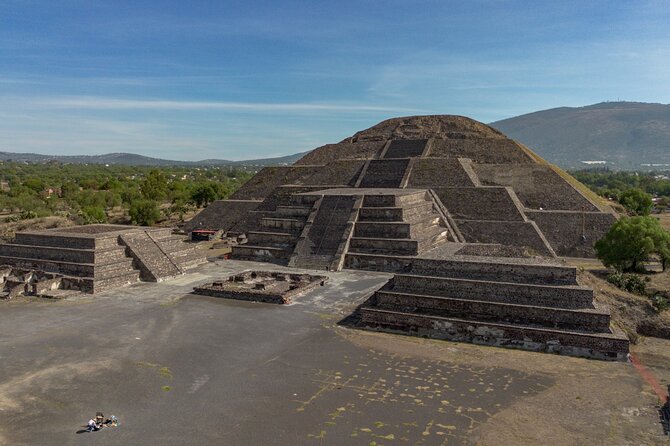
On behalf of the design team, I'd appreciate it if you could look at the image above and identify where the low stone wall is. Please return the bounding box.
[360,308,629,361]
[13,233,98,249]
[375,291,610,331]
[0,244,96,263]
[527,210,616,257]
[391,274,593,308]
[433,187,526,221]
[344,253,577,285]
[193,271,328,304]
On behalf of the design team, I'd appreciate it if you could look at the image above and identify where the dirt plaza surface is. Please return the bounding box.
[0,260,667,445]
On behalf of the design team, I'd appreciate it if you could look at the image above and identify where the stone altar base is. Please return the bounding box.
[193,271,328,304]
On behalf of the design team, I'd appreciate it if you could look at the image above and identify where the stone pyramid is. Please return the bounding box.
[189,115,616,265]
[189,115,629,360]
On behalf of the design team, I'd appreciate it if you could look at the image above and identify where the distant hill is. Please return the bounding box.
[0,151,308,167]
[491,102,670,169]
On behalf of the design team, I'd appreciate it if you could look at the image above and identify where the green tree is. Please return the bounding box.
[619,188,653,216]
[140,169,168,201]
[595,216,670,272]
[129,199,161,226]
[190,182,222,207]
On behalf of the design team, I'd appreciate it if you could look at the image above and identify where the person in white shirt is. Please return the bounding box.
[86,418,99,432]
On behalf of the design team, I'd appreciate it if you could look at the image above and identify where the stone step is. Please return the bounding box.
[149,236,189,250]
[362,191,427,208]
[168,250,207,269]
[94,258,136,279]
[259,217,306,234]
[359,307,629,361]
[290,195,321,207]
[12,232,113,250]
[89,270,141,293]
[390,274,593,309]
[0,255,86,275]
[374,290,611,332]
[358,202,434,222]
[343,253,579,285]
[0,243,98,264]
[246,231,295,247]
[349,236,420,256]
[354,217,440,239]
[231,245,291,263]
[119,232,182,281]
[275,205,312,218]
[417,226,449,254]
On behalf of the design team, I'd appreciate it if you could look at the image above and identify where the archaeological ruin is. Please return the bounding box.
[189,115,628,360]
[193,271,328,304]
[0,115,629,360]
[0,224,205,295]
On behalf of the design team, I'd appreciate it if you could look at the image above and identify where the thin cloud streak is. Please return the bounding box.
[23,96,422,114]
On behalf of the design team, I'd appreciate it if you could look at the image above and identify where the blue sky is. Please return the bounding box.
[1,0,669,160]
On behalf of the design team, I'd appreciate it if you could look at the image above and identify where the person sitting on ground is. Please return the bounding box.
[103,415,118,427]
[86,418,99,432]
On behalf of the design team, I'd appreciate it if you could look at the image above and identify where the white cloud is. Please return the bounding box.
[17,96,421,114]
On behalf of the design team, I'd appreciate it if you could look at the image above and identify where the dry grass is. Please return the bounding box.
[656,212,670,231]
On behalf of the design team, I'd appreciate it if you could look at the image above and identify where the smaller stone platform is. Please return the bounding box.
[193,271,328,304]
[0,224,206,294]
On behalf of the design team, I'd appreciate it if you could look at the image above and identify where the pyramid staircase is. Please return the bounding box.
[231,195,319,264]
[359,264,629,360]
[119,228,206,282]
[289,194,362,271]
[348,191,449,257]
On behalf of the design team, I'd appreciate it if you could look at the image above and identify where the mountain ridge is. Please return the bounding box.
[0,150,309,167]
[491,101,670,169]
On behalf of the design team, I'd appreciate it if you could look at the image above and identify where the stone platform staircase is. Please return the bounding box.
[0,227,206,293]
[348,191,449,257]
[119,229,206,282]
[358,261,629,360]
[289,195,362,271]
[232,194,318,264]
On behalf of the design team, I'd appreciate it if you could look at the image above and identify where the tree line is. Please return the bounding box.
[0,162,254,226]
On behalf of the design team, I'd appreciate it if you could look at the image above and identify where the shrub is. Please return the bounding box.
[606,271,647,295]
[129,199,160,226]
[80,206,107,224]
[651,294,669,312]
[19,210,38,220]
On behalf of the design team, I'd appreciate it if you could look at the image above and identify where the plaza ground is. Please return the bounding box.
[0,260,668,445]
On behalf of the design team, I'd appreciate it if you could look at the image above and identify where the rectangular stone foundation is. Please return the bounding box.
[193,271,328,304]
